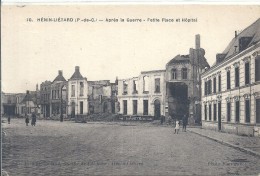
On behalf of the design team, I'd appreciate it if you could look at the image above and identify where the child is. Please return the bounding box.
[174,120,180,134]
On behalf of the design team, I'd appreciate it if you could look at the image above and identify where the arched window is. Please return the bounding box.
[182,68,188,79]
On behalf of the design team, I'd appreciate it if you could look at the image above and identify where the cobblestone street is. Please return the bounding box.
[2,118,260,176]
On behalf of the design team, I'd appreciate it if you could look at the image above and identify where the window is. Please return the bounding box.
[245,62,250,84]
[204,81,208,96]
[209,104,212,121]
[133,80,138,93]
[80,82,84,96]
[256,56,260,82]
[182,68,188,79]
[155,78,160,93]
[123,81,128,94]
[143,76,149,93]
[80,101,83,114]
[133,100,137,115]
[235,101,240,122]
[172,69,177,80]
[143,100,148,115]
[71,85,75,97]
[245,100,250,123]
[227,102,231,122]
[204,105,207,120]
[218,75,221,92]
[123,100,127,115]
[256,99,260,123]
[218,102,221,122]
[207,80,212,95]
[213,104,217,121]
[213,77,216,93]
[52,90,54,99]
[57,90,60,99]
[99,95,102,103]
[235,67,240,87]
[227,70,231,90]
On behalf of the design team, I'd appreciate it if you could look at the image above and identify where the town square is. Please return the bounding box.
[1,4,260,176]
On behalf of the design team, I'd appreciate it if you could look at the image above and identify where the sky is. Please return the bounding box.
[2,5,260,93]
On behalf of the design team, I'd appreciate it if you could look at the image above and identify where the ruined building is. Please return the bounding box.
[165,35,209,123]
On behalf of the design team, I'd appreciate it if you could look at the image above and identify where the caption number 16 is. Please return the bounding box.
[27,18,33,22]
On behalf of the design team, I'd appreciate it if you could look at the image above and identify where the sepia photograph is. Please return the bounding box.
[1,3,260,176]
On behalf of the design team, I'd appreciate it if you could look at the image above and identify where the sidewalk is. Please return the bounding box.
[188,127,260,158]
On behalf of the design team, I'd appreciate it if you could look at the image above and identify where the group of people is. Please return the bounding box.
[25,113,37,126]
[174,114,188,134]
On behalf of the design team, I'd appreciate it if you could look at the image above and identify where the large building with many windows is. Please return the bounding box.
[201,19,260,136]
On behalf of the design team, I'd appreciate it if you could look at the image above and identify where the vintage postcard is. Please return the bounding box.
[1,3,260,176]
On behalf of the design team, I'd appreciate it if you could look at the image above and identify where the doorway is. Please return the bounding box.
[218,101,221,131]
[154,99,161,120]
[167,82,188,120]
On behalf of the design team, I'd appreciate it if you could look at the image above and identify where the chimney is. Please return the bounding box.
[235,31,237,38]
[195,34,200,49]
[36,84,39,91]
[26,90,29,94]
[75,66,80,72]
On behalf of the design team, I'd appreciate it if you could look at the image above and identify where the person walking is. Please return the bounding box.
[25,115,30,126]
[182,114,187,132]
[31,113,36,126]
[174,120,180,134]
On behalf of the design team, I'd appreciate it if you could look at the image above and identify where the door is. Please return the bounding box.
[71,102,75,118]
[80,101,83,114]
[256,99,260,123]
[218,101,221,131]
[154,99,161,120]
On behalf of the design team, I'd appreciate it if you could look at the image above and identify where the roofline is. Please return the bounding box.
[201,41,260,77]
[141,69,166,74]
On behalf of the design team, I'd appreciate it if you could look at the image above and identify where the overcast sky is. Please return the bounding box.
[2,5,260,93]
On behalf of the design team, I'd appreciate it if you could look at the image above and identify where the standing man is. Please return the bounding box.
[182,114,187,132]
[8,115,11,124]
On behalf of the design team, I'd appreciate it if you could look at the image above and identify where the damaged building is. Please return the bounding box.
[88,80,118,114]
[117,70,166,120]
[165,35,210,123]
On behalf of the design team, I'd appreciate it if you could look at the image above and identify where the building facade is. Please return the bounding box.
[67,66,88,118]
[50,70,67,118]
[40,81,51,118]
[88,80,116,114]
[201,19,260,136]
[165,35,210,123]
[117,70,166,120]
[15,93,26,116]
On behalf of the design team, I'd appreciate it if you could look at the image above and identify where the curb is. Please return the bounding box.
[188,129,260,159]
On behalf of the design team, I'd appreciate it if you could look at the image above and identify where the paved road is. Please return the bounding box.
[2,119,260,176]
